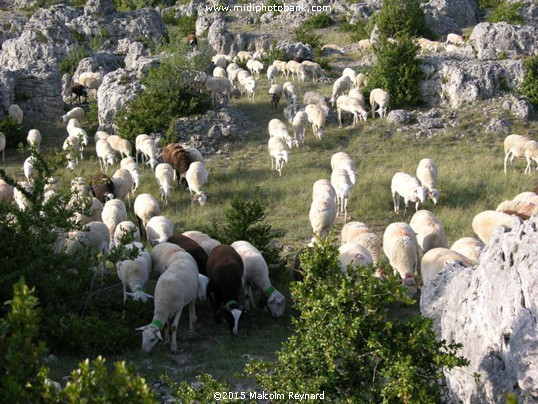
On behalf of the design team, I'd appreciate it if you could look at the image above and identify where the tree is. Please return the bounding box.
[519,55,538,107]
[376,0,430,39]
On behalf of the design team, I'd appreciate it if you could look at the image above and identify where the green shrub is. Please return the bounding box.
[376,0,431,38]
[366,34,425,108]
[519,55,538,107]
[245,238,469,402]
[293,25,322,49]
[488,1,524,24]
[58,44,89,75]
[113,0,157,11]
[259,40,289,67]
[164,13,197,38]
[166,374,248,403]
[0,116,24,148]
[339,16,376,42]
[302,12,333,29]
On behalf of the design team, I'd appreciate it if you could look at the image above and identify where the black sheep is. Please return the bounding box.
[90,173,114,203]
[71,82,88,105]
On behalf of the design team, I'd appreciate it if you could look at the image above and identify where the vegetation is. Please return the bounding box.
[0,117,24,148]
[163,13,197,37]
[520,55,538,107]
[479,0,524,25]
[112,0,158,11]
[301,12,334,30]
[292,25,322,50]
[57,44,89,75]
[339,17,376,42]
[375,0,431,38]
[367,34,425,108]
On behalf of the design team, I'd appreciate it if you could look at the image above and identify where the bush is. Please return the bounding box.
[58,44,89,75]
[115,40,212,142]
[166,374,246,403]
[488,1,524,24]
[366,34,425,108]
[245,238,469,402]
[293,25,322,49]
[302,12,333,30]
[519,55,538,107]
[112,0,157,11]
[0,116,24,148]
[376,0,431,39]
[339,16,376,42]
[164,13,197,38]
[259,40,289,67]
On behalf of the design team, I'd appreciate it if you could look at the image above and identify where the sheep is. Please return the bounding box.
[267,65,279,85]
[146,215,174,247]
[137,253,198,354]
[163,143,192,187]
[391,172,427,214]
[101,199,128,240]
[150,242,185,276]
[116,241,152,302]
[182,145,204,164]
[417,38,444,53]
[0,132,5,162]
[78,71,103,96]
[185,161,209,206]
[231,240,285,317]
[107,135,132,159]
[301,60,324,82]
[292,111,308,146]
[304,104,326,140]
[134,193,160,238]
[471,210,521,245]
[111,168,134,204]
[336,95,368,127]
[348,88,366,107]
[268,118,294,149]
[212,53,230,69]
[27,129,41,151]
[167,234,209,276]
[286,60,307,82]
[338,242,373,273]
[113,220,141,246]
[409,209,448,255]
[446,33,465,45]
[60,221,110,271]
[62,135,80,170]
[282,81,298,105]
[187,33,198,51]
[182,230,221,256]
[268,84,283,111]
[524,140,538,175]
[303,91,327,109]
[196,72,233,106]
[358,38,372,52]
[268,136,290,177]
[120,157,141,192]
[243,76,257,103]
[416,158,440,206]
[61,106,85,123]
[213,66,227,78]
[340,221,380,264]
[8,104,23,124]
[68,195,102,226]
[369,88,390,118]
[23,156,36,183]
[331,152,357,185]
[321,43,345,55]
[272,60,288,78]
[13,181,32,211]
[94,130,109,143]
[421,248,473,286]
[155,163,174,206]
[355,73,368,89]
[226,62,240,77]
[90,173,114,203]
[312,179,336,201]
[230,68,247,89]
[331,168,353,222]
[450,237,485,265]
[382,222,419,297]
[496,194,538,220]
[0,179,14,202]
[309,195,337,245]
[329,75,352,106]
[95,139,116,173]
[342,67,357,84]
[206,244,245,336]
[70,82,88,104]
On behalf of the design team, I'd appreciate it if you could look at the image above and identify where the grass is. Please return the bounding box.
[3,69,537,394]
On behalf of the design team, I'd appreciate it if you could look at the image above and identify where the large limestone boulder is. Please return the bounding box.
[470,22,538,60]
[421,216,538,402]
[422,0,479,37]
[0,67,16,118]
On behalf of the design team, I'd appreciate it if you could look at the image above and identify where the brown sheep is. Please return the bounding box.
[162,143,192,188]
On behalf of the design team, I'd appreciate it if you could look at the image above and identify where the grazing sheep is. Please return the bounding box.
[268,118,294,149]
[116,242,152,302]
[450,237,484,265]
[187,33,198,51]
[338,242,373,272]
[61,221,110,270]
[303,91,327,108]
[146,215,174,247]
[409,209,448,255]
[134,193,160,237]
[382,222,419,297]
[213,66,227,78]
[206,244,245,336]
[231,240,285,317]
[150,242,184,276]
[0,179,14,202]
[167,234,209,276]
[13,181,32,211]
[182,230,221,256]
[329,75,352,106]
[107,135,132,159]
[272,60,288,78]
[348,88,366,107]
[94,130,109,143]
[302,60,324,82]
[292,111,308,146]
[212,53,230,69]
[8,104,23,124]
[342,67,357,85]
[78,71,103,96]
[155,163,174,206]
[70,82,88,104]
[446,33,465,45]
[369,88,390,118]
[120,157,141,192]
[336,95,368,126]
[226,62,240,77]
[135,134,158,171]
[312,178,336,200]
[163,143,192,187]
[391,172,427,214]
[416,158,440,205]
[61,106,85,123]
[113,220,141,246]
[137,253,198,353]
[331,152,357,186]
[331,168,353,222]
[90,173,114,203]
[304,104,326,140]
[111,168,134,204]
[234,51,252,64]
[185,161,209,206]
[96,139,116,173]
[417,37,444,53]
[282,81,298,105]
[524,140,538,175]
[268,84,283,110]
[286,60,304,81]
[268,136,290,176]
[496,192,538,219]
[471,210,521,245]
[27,129,41,151]
[23,156,36,183]
[309,195,337,245]
[340,221,380,264]
[196,72,233,106]
[0,132,5,161]
[358,38,372,52]
[355,73,368,89]
[101,199,128,240]
[267,65,278,85]
[243,76,258,102]
[421,247,473,286]
[182,145,204,163]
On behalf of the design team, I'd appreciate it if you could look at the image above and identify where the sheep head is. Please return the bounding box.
[193,192,207,206]
[216,301,244,336]
[258,287,286,318]
[197,274,209,301]
[137,322,163,353]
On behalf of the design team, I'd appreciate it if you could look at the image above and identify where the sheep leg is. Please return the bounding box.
[338,109,342,127]
[170,308,183,354]
[188,300,197,331]
[242,278,251,311]
[392,192,399,213]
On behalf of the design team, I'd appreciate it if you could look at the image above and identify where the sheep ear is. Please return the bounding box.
[144,292,153,299]
[135,326,148,331]
[126,292,136,298]
[156,330,163,341]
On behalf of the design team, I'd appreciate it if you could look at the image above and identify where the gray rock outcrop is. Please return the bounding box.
[422,0,480,37]
[386,109,411,125]
[421,216,538,402]
[470,22,538,60]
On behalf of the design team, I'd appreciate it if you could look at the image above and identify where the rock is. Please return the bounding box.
[0,67,16,118]
[416,109,444,129]
[511,98,533,121]
[421,216,538,403]
[0,12,27,48]
[84,0,115,17]
[386,109,411,125]
[276,40,313,60]
[207,18,233,55]
[470,22,538,60]
[422,0,479,37]
[485,118,512,135]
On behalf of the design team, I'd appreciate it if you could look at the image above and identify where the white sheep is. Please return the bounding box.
[96,139,116,173]
[286,60,304,82]
[196,72,233,106]
[268,136,290,176]
[13,181,32,211]
[329,75,352,106]
[231,240,285,317]
[27,129,42,151]
[213,66,227,78]
[243,76,257,102]
[302,61,324,82]
[182,145,204,163]
[94,130,109,143]
[355,73,368,89]
[524,140,538,175]
[101,199,128,240]
[107,135,132,159]
[417,38,444,53]
[409,209,448,255]
[416,158,440,205]
[146,215,174,247]
[78,71,103,97]
[212,53,230,69]
[336,95,368,127]
[446,33,465,45]
[61,107,85,123]
[331,152,357,186]
[309,195,337,245]
[185,161,209,206]
[496,192,538,219]
[182,230,221,256]
[137,253,198,354]
[62,135,80,170]
[268,118,294,149]
[8,104,23,124]
[267,65,279,85]
[358,38,372,52]
[303,91,327,108]
[67,127,89,161]
[338,242,373,273]
[111,168,134,205]
[421,247,473,286]
[272,60,288,78]
[391,172,427,214]
[282,81,297,105]
[120,157,141,192]
[331,168,353,222]
[369,88,390,118]
[155,163,174,206]
[340,221,380,264]
[226,62,240,76]
[292,111,308,146]
[382,222,419,297]
[312,179,336,201]
[268,84,283,110]
[348,88,366,107]
[450,237,484,265]
[117,241,152,302]
[0,179,14,202]
[304,104,327,140]
[150,242,184,276]
[246,59,263,78]
[0,132,5,162]
[135,135,158,171]
[23,156,36,183]
[471,210,521,245]
[61,221,110,271]
[342,67,357,84]
[113,220,141,246]
[134,193,160,232]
